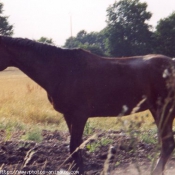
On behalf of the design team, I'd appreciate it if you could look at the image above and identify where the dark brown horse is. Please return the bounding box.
[0,36,175,174]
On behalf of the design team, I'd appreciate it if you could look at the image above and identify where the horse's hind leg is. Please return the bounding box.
[153,113,175,175]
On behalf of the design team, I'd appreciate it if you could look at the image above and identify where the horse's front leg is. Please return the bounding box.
[64,112,88,174]
[153,119,175,175]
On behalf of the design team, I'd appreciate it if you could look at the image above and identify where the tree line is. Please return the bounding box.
[1,0,175,57]
[64,0,175,57]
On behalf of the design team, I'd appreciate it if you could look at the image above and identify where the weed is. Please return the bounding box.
[86,137,113,152]
[5,129,12,141]
[86,142,99,152]
[84,121,94,135]
[18,142,31,149]
[141,130,157,144]
[115,161,121,167]
[0,119,25,132]
[100,137,113,146]
[22,128,43,142]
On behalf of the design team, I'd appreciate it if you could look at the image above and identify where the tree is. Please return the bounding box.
[0,3,13,36]
[105,0,153,57]
[79,44,105,56]
[64,30,106,56]
[155,12,175,57]
[37,37,54,45]
[64,36,81,48]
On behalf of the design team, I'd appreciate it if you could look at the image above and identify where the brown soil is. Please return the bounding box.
[0,129,175,175]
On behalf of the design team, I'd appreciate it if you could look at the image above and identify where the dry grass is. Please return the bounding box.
[0,68,67,133]
[0,67,158,136]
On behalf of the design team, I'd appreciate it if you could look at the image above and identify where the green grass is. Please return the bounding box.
[21,127,43,142]
[86,137,113,152]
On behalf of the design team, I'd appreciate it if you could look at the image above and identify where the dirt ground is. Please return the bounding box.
[0,129,175,175]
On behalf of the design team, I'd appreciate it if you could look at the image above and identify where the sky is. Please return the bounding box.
[2,0,175,46]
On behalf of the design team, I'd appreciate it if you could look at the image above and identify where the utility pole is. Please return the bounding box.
[70,14,72,38]
[70,13,73,48]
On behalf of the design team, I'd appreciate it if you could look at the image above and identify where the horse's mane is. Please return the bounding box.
[0,36,96,69]
[0,36,72,56]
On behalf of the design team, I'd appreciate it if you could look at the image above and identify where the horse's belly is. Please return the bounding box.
[88,96,149,117]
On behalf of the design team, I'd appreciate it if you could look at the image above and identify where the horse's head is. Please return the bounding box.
[0,36,13,71]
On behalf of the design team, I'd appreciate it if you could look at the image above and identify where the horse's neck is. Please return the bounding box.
[11,48,59,93]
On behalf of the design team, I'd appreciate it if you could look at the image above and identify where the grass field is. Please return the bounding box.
[0,67,158,140]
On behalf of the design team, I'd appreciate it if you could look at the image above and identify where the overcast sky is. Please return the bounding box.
[2,0,175,46]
